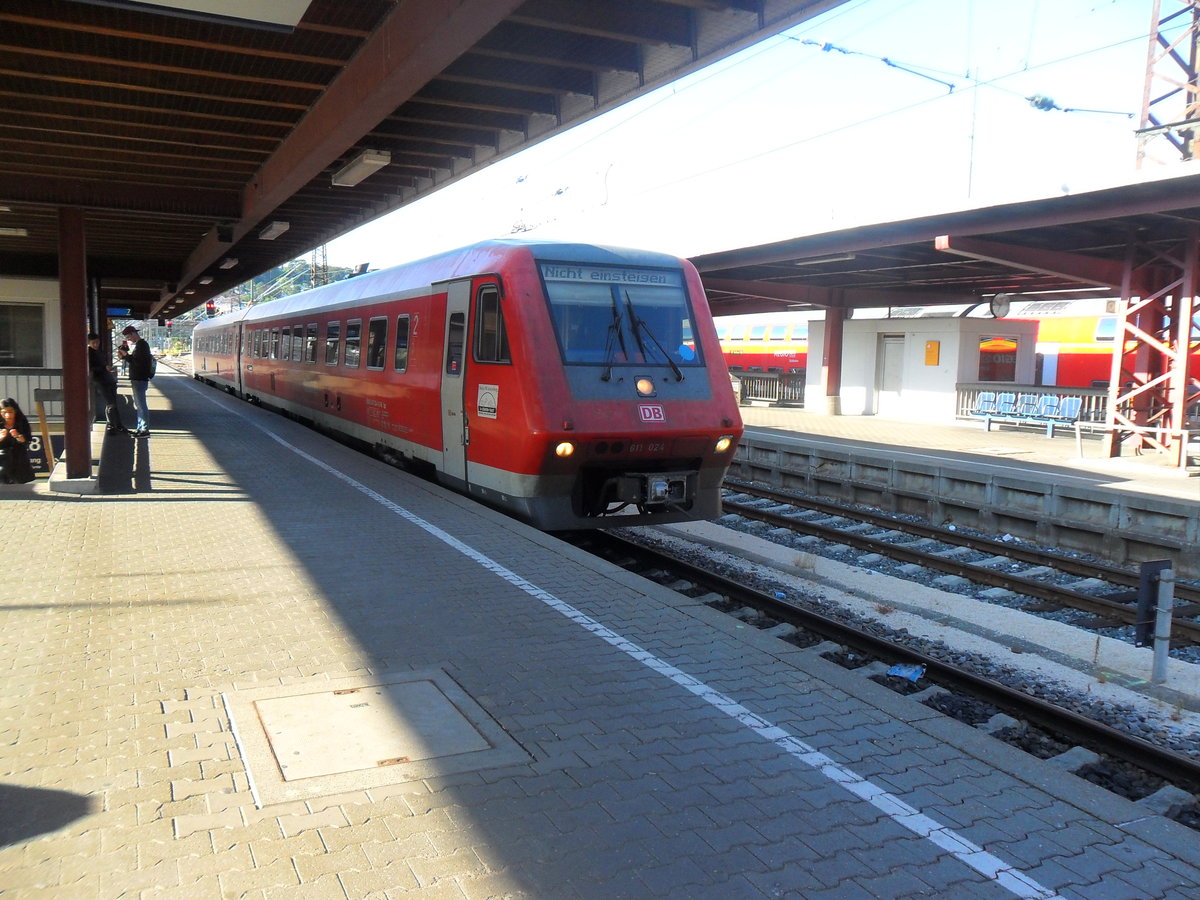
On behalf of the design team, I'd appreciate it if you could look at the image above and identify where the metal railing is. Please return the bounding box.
[733,371,806,406]
[0,368,63,418]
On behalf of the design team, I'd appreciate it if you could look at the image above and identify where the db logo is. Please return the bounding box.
[638,404,665,423]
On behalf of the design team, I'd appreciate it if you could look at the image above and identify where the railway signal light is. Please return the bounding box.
[205,300,216,317]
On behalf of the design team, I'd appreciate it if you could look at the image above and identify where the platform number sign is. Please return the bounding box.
[26,433,64,475]
[638,404,665,423]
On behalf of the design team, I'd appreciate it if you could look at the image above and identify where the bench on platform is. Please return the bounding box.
[972,391,1083,438]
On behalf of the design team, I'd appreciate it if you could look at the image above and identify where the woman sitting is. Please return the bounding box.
[0,397,36,485]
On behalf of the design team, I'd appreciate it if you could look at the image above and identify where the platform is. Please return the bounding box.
[3,368,1200,898]
[737,405,1199,503]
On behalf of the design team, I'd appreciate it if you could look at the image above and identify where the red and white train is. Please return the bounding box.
[716,304,1200,388]
[192,240,743,530]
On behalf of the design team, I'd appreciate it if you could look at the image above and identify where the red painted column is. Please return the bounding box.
[59,207,91,479]
[822,305,846,415]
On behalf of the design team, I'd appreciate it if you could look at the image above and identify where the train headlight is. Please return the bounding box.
[714,435,734,453]
[555,441,575,458]
[635,377,656,397]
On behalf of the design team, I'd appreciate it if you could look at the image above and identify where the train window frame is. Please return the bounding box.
[344,318,362,368]
[325,321,340,365]
[305,323,318,363]
[292,324,304,362]
[749,324,768,341]
[394,314,410,372]
[270,328,280,360]
[280,326,291,362]
[445,312,465,376]
[473,286,510,364]
[769,325,787,341]
[538,261,703,368]
[365,316,388,370]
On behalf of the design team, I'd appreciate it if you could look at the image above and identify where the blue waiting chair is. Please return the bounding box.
[1045,396,1083,437]
[971,391,998,417]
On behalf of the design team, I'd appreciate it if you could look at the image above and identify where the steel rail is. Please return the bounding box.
[726,479,1200,609]
[720,495,1200,646]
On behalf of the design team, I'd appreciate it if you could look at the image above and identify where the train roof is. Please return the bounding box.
[194,239,691,328]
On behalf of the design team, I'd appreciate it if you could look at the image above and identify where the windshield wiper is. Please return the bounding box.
[601,292,628,381]
[624,290,684,382]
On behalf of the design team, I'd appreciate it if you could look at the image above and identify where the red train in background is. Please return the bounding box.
[715,305,1200,388]
[192,240,743,530]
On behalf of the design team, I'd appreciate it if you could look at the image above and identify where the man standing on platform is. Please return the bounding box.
[88,332,126,434]
[120,325,153,437]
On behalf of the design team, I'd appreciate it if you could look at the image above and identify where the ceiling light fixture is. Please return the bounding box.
[219,258,238,269]
[0,227,29,237]
[791,253,855,266]
[331,149,390,187]
[259,220,290,240]
[199,276,214,284]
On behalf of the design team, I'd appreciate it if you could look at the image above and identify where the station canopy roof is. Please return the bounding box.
[0,0,846,320]
[693,171,1200,318]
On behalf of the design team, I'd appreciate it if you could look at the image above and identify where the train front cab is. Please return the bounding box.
[443,249,742,530]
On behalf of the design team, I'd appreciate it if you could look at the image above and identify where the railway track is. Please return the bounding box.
[570,529,1200,825]
[721,480,1200,649]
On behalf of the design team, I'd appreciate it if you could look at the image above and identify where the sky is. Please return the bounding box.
[324,0,1168,272]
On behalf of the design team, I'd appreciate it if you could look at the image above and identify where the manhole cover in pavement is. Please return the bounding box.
[259,679,491,780]
[223,669,528,806]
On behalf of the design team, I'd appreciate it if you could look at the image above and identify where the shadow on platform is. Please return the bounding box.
[0,784,95,847]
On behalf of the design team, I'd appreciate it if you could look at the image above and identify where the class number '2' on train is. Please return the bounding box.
[192,240,744,530]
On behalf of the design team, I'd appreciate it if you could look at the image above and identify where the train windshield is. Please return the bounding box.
[540,262,702,369]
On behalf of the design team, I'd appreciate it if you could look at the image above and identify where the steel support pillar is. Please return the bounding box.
[58,207,91,480]
[822,304,846,416]
[1104,227,1199,466]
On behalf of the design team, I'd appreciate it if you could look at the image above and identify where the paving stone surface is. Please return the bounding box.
[2,369,1199,898]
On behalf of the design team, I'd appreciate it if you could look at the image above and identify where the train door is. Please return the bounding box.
[875,334,904,415]
[440,280,470,485]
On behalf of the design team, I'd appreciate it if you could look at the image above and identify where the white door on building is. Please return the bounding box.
[876,334,904,415]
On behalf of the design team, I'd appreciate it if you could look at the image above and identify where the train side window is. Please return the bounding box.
[394,314,410,372]
[1095,316,1116,342]
[730,324,747,341]
[281,326,291,361]
[769,325,787,340]
[716,325,728,340]
[344,319,362,368]
[305,323,318,362]
[749,325,767,341]
[474,287,510,363]
[270,328,280,360]
[325,321,340,365]
[366,317,387,369]
[292,324,304,361]
[445,312,465,376]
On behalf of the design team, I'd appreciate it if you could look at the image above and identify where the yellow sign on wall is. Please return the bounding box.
[924,340,940,365]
